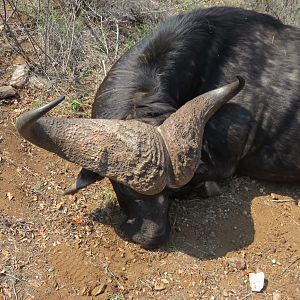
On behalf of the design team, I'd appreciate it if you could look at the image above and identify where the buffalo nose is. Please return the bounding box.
[120,218,171,249]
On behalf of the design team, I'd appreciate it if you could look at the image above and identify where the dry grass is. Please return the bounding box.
[0,0,299,96]
[251,0,300,25]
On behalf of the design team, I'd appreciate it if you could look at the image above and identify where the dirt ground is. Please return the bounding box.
[1,3,300,300]
[1,84,300,300]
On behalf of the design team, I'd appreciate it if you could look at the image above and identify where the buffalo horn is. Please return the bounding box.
[15,78,243,195]
[16,97,169,195]
[159,77,244,188]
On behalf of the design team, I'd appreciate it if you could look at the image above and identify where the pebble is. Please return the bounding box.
[271,193,280,200]
[227,257,246,270]
[91,283,107,296]
[13,55,26,65]
[154,282,165,291]
[81,287,88,296]
[249,272,265,292]
[0,86,17,100]
[29,75,51,90]
[10,64,29,88]
[222,290,229,297]
[273,291,281,300]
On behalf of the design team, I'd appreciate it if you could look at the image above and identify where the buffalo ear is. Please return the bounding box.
[158,77,244,188]
[64,168,103,195]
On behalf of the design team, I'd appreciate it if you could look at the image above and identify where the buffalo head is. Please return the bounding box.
[16,78,243,248]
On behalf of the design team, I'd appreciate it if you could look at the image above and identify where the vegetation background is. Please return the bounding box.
[1,0,299,103]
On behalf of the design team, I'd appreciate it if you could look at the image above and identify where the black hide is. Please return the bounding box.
[77,7,300,248]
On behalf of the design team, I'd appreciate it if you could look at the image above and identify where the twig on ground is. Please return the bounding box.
[3,272,24,283]
[272,199,296,203]
[282,257,300,275]
[11,279,18,300]
[115,20,119,60]
[102,60,107,77]
[105,264,121,287]
[140,279,153,290]
[288,215,300,227]
[4,156,38,177]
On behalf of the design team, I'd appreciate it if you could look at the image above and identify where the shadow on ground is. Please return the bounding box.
[88,177,299,260]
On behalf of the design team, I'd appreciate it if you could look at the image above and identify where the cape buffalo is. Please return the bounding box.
[16,7,300,248]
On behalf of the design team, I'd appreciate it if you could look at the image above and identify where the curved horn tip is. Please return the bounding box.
[38,95,66,112]
[31,95,66,116]
[16,95,66,136]
[235,76,245,91]
[215,76,245,99]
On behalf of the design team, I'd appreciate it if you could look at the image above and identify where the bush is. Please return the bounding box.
[0,0,299,94]
[0,0,167,90]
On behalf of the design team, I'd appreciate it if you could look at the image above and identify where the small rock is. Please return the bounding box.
[273,292,281,300]
[154,282,165,291]
[249,272,265,292]
[0,86,17,99]
[227,257,246,270]
[222,290,229,297]
[6,192,14,201]
[81,287,88,296]
[91,284,107,296]
[10,64,29,88]
[29,75,51,90]
[13,55,26,65]
[271,193,280,200]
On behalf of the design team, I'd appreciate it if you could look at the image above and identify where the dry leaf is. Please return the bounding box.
[72,216,85,225]
[7,192,14,201]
